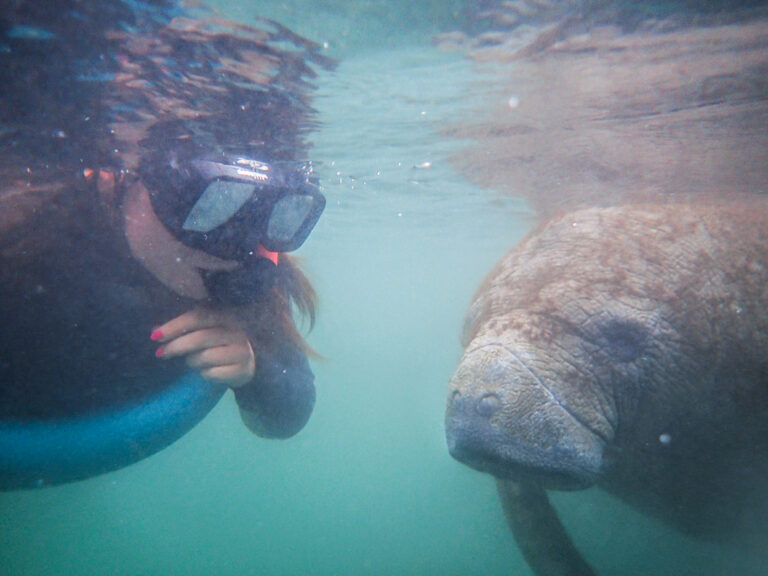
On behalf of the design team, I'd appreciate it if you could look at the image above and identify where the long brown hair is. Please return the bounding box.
[253,253,320,357]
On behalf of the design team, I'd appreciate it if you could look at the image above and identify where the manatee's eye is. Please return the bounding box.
[598,319,648,363]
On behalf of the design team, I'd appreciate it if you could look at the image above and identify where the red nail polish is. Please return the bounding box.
[155,347,165,358]
[151,330,164,341]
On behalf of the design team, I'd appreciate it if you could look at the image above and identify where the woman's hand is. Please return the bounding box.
[151,308,256,388]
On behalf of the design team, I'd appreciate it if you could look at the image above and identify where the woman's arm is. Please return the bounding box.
[151,306,315,438]
[234,338,315,439]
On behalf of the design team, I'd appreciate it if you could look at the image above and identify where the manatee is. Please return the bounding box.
[445,201,768,575]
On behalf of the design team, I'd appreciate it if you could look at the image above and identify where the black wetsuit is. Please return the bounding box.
[0,182,314,439]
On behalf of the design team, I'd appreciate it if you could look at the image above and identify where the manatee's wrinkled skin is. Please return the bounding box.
[446,202,768,575]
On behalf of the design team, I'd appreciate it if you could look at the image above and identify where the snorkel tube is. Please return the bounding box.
[204,245,281,306]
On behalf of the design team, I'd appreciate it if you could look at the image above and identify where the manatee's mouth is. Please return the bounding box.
[446,424,597,491]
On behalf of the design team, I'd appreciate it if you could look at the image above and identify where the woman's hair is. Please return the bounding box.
[274,255,320,354]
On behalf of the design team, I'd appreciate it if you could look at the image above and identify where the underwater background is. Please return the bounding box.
[1,1,765,574]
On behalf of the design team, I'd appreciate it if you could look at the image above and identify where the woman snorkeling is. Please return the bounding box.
[0,0,331,488]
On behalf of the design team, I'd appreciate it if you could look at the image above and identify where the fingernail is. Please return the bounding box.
[155,347,165,358]
[151,330,164,341]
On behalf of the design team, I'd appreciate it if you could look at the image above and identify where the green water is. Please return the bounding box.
[1,2,764,575]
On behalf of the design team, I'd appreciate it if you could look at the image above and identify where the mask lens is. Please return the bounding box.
[182,180,256,233]
[267,194,316,244]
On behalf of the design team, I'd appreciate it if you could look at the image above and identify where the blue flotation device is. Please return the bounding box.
[0,372,226,490]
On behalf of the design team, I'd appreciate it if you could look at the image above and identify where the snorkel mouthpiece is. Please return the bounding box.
[204,249,279,305]
[257,243,280,266]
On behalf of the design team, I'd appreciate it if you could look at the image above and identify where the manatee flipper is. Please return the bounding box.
[497,479,597,576]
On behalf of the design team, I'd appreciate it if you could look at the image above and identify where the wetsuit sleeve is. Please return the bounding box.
[233,337,316,439]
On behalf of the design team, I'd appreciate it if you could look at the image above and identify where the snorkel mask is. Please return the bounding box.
[146,154,325,305]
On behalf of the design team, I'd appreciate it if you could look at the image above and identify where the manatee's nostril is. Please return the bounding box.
[476,393,501,417]
[450,389,461,403]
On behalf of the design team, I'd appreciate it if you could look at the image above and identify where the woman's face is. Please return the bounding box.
[123,179,239,301]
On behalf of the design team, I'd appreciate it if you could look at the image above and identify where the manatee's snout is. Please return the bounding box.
[445,390,503,461]
[446,343,606,490]
[446,388,519,479]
